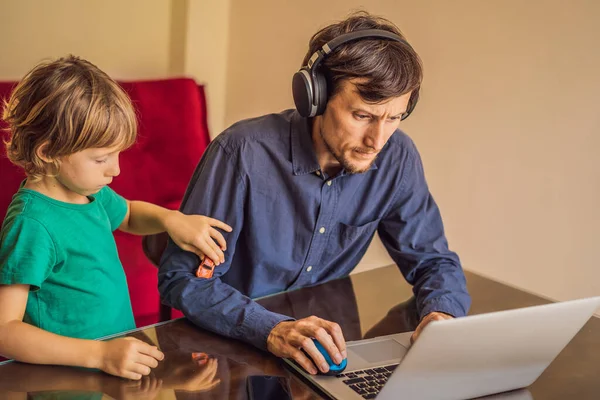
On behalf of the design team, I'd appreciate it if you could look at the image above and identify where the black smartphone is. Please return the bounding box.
[246,375,293,400]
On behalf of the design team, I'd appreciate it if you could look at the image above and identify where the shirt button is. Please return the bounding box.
[319,227,325,234]
[327,181,332,186]
[316,171,321,176]
[307,266,313,272]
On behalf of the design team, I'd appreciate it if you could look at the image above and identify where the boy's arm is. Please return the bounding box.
[118,200,232,265]
[0,284,102,367]
[0,284,163,379]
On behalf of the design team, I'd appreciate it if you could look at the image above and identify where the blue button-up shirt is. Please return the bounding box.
[159,110,470,350]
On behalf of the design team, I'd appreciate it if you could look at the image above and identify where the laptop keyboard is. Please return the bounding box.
[336,364,399,399]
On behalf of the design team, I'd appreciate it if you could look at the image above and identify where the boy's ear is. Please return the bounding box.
[35,141,56,164]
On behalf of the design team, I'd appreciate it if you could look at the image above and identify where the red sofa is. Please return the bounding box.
[0,78,209,327]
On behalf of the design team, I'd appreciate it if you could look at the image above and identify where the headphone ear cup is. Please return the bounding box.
[313,70,328,116]
[401,90,419,120]
[292,69,314,117]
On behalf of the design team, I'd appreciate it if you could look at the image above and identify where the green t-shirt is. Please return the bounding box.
[0,185,135,339]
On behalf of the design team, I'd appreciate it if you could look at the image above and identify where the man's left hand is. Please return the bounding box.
[410,312,454,343]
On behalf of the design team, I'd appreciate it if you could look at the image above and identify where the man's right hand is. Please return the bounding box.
[266,316,347,375]
[97,337,165,380]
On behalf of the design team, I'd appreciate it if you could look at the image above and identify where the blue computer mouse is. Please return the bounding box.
[312,338,347,375]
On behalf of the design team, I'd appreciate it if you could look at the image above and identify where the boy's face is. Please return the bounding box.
[56,146,122,197]
[314,79,412,174]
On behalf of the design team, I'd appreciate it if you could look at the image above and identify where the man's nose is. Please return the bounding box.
[364,121,386,150]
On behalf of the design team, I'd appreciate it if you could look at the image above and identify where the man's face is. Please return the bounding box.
[315,80,412,174]
[56,146,122,197]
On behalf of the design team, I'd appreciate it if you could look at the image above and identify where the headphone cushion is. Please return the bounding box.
[292,69,313,117]
[313,71,328,116]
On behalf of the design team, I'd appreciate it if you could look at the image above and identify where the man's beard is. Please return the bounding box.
[320,128,378,174]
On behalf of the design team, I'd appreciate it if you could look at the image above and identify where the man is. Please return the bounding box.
[159,11,470,376]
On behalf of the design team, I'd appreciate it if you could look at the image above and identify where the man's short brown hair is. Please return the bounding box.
[2,55,137,181]
[303,11,423,110]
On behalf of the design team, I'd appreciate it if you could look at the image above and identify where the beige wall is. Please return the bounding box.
[224,0,600,303]
[0,0,232,136]
[0,0,173,80]
[184,0,232,136]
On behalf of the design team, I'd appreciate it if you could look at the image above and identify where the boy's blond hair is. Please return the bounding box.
[2,55,137,181]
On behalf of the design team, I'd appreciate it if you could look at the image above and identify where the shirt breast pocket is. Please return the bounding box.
[323,219,380,266]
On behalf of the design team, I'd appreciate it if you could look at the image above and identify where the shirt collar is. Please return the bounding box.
[290,110,379,176]
[291,111,322,176]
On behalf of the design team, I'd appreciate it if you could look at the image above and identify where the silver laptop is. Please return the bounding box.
[285,296,600,400]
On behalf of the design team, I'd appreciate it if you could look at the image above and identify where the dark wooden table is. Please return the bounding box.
[0,265,598,399]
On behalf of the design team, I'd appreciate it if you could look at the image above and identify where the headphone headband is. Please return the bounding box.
[307,29,408,72]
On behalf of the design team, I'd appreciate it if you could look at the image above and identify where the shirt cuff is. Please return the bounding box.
[239,309,295,351]
[419,297,468,320]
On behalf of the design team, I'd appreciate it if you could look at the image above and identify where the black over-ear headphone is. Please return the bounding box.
[292,29,417,119]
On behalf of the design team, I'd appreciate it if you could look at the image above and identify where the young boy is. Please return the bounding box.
[0,55,231,380]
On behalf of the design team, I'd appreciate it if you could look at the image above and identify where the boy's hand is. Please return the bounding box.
[98,337,164,380]
[164,211,232,265]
